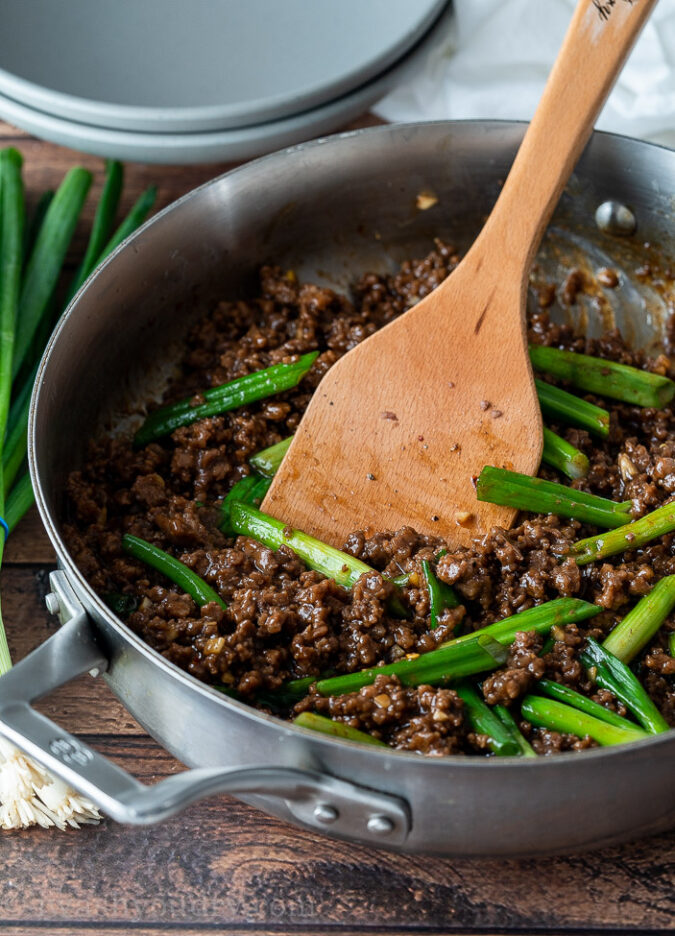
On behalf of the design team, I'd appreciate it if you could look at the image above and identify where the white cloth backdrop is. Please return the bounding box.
[375,0,675,146]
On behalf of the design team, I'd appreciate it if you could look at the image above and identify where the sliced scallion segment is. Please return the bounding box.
[13,167,92,379]
[122,533,226,610]
[134,352,317,446]
[476,465,630,528]
[530,345,675,408]
[570,500,675,566]
[521,695,649,746]
[493,704,537,757]
[580,638,668,735]
[249,436,292,477]
[455,684,521,756]
[536,678,637,730]
[542,427,589,480]
[294,712,386,746]
[421,558,459,629]
[535,378,610,438]
[602,576,675,663]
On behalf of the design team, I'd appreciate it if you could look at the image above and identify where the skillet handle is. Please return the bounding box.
[0,570,409,843]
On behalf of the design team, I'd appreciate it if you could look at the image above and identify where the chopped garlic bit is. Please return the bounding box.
[416,191,438,211]
[618,452,638,481]
[0,736,101,831]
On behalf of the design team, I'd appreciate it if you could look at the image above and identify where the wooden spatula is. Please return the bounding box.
[264,0,656,548]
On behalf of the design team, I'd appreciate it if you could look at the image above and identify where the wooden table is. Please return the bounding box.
[0,118,673,936]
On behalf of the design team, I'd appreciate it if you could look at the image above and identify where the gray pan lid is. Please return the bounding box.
[0,0,447,133]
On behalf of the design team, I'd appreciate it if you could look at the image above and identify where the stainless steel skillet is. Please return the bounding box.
[0,121,673,856]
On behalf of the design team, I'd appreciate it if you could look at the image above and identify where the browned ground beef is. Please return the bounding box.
[63,242,675,757]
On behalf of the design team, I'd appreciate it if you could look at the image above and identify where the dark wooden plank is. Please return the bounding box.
[4,506,56,566]
[0,735,672,932]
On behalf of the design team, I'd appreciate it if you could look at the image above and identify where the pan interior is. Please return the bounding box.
[32,121,675,580]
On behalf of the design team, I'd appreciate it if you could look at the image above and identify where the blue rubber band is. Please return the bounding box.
[0,517,9,541]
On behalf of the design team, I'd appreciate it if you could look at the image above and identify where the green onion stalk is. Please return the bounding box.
[542,427,589,480]
[535,678,640,731]
[455,684,521,756]
[421,558,459,629]
[570,500,675,565]
[249,436,293,477]
[224,500,408,616]
[13,166,92,380]
[67,160,124,300]
[97,183,157,264]
[476,465,630,528]
[602,576,675,663]
[293,712,386,747]
[493,704,537,756]
[0,149,24,674]
[535,378,610,438]
[0,152,103,830]
[579,638,668,735]
[529,345,675,408]
[122,534,227,610]
[134,352,318,446]
[521,695,649,747]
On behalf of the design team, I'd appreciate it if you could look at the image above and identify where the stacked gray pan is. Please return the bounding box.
[0,0,451,163]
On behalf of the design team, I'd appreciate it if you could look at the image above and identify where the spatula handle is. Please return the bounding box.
[476,0,657,269]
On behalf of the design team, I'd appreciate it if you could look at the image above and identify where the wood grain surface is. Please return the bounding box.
[0,119,673,936]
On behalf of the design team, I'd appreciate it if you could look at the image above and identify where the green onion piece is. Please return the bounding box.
[226,500,377,589]
[455,684,521,756]
[542,427,589,480]
[226,501,408,617]
[580,638,668,734]
[535,378,610,438]
[421,558,459,629]
[220,474,272,536]
[670,633,675,657]
[2,422,26,493]
[540,635,556,657]
[521,695,649,746]
[249,436,292,477]
[102,592,139,619]
[0,149,24,450]
[68,159,124,300]
[570,500,675,566]
[314,635,508,697]
[476,465,630,528]
[122,533,226,610]
[97,184,157,265]
[602,576,675,663]
[134,352,318,446]
[537,678,638,730]
[293,712,387,747]
[442,597,601,650]
[2,362,35,493]
[5,471,34,534]
[493,704,537,756]
[22,189,53,267]
[266,675,316,708]
[530,345,675,408]
[13,167,92,379]
[5,361,34,447]
[0,147,25,676]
